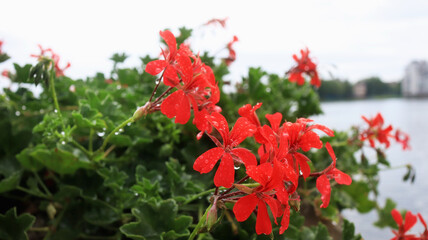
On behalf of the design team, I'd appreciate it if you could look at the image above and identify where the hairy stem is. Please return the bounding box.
[188,204,212,240]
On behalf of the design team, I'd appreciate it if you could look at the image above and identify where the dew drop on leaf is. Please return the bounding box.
[54,109,58,113]
[114,132,119,135]
[15,111,20,116]
[22,105,27,110]
[97,132,105,137]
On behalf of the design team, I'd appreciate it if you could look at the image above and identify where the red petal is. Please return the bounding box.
[214,153,235,188]
[231,148,257,166]
[229,117,257,147]
[176,54,193,84]
[263,195,280,220]
[391,209,403,226]
[246,163,273,187]
[299,131,323,151]
[418,213,427,229]
[145,60,167,75]
[279,205,290,234]
[325,142,336,165]
[316,174,331,208]
[160,30,177,57]
[330,168,352,185]
[404,211,417,232]
[193,147,224,173]
[233,194,258,222]
[160,90,191,124]
[207,112,229,143]
[265,112,282,133]
[308,124,335,137]
[256,200,272,235]
[295,152,311,180]
[163,65,180,87]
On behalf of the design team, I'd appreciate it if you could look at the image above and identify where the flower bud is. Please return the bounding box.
[206,204,217,230]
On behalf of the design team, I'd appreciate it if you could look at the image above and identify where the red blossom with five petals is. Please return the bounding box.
[233,161,285,235]
[193,112,257,188]
[31,44,70,77]
[360,113,394,148]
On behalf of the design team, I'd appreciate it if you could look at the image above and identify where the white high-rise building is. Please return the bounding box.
[403,61,428,97]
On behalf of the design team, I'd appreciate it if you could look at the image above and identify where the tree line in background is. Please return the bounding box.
[318,77,401,101]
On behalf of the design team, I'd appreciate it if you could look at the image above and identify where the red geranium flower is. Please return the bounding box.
[316,142,352,208]
[0,40,4,54]
[360,113,394,149]
[233,161,284,235]
[390,209,418,240]
[287,48,321,87]
[145,30,180,86]
[193,112,257,188]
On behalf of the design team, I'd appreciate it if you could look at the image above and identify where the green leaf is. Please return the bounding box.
[13,63,32,83]
[0,170,22,193]
[83,199,120,226]
[342,219,362,240]
[374,198,397,228]
[97,166,128,189]
[110,53,128,64]
[120,199,192,240]
[16,147,44,171]
[30,147,93,175]
[343,181,376,213]
[376,149,390,167]
[0,208,35,240]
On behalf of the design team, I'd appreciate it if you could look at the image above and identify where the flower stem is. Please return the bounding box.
[48,61,65,129]
[188,204,212,240]
[33,172,52,197]
[98,116,135,153]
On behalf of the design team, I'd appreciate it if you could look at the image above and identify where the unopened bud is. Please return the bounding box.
[133,102,152,121]
[206,204,217,230]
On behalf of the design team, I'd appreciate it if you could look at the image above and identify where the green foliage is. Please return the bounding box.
[0,208,35,240]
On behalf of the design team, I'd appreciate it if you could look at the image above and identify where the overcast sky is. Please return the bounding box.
[1,0,428,84]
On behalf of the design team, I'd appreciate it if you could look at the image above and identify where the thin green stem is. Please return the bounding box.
[48,61,65,130]
[98,116,135,152]
[29,227,50,232]
[33,172,52,197]
[71,139,92,158]
[188,204,212,240]
[17,186,50,200]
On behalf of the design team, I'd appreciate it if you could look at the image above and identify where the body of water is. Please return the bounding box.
[312,98,428,239]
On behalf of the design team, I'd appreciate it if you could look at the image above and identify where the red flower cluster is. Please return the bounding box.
[31,45,71,77]
[287,48,321,87]
[391,209,428,240]
[360,113,410,150]
[145,30,351,236]
[1,70,9,78]
[145,30,221,139]
[192,102,351,235]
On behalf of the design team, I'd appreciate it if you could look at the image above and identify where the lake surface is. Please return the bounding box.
[312,98,428,239]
